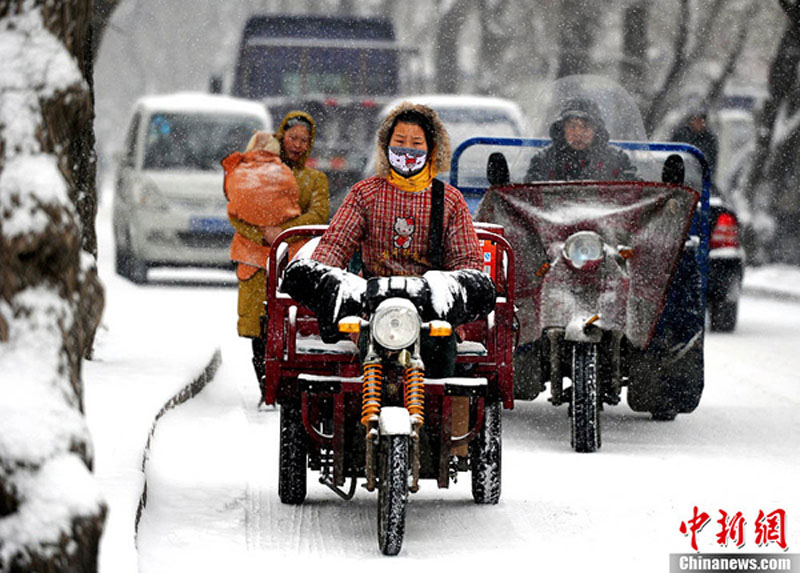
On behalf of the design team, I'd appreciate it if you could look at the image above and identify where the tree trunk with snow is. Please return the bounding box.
[0,1,106,571]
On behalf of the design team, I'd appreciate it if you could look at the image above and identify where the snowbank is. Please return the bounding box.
[742,264,800,301]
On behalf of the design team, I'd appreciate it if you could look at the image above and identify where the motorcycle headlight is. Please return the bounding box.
[371,298,421,350]
[563,231,604,269]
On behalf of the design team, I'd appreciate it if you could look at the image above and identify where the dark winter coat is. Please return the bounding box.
[525,98,637,182]
[670,124,718,176]
[525,143,637,182]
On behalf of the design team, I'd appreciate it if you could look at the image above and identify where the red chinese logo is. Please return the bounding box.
[755,509,788,550]
[680,508,788,551]
[716,510,746,548]
[680,506,711,551]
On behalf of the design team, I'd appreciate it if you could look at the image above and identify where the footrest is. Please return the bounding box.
[425,377,489,398]
[456,341,488,356]
[297,374,489,397]
[297,373,361,394]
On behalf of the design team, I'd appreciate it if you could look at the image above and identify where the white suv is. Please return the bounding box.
[113,92,271,283]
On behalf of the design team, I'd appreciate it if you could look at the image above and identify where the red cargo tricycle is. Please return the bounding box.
[262,224,515,555]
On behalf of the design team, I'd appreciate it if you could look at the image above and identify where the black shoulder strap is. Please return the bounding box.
[429,178,445,270]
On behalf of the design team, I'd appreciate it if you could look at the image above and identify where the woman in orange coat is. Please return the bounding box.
[223,111,329,397]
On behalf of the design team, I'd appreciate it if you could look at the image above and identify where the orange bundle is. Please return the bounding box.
[222,150,303,279]
[222,150,300,225]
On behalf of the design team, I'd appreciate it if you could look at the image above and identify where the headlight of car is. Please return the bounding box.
[563,231,604,269]
[371,298,421,350]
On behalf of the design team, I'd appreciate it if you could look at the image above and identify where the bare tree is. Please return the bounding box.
[643,0,691,133]
[642,0,748,134]
[0,1,105,570]
[475,0,542,96]
[557,0,598,77]
[477,0,512,94]
[436,0,472,92]
[93,0,121,59]
[740,1,800,262]
[620,1,649,101]
[702,3,757,109]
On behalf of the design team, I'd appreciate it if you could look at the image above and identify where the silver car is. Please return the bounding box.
[113,92,271,283]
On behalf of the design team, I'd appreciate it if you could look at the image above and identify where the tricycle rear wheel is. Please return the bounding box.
[278,401,307,505]
[377,434,409,556]
[471,400,502,504]
[709,299,738,332]
[626,338,704,419]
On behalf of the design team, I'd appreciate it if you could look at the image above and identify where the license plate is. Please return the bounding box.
[189,217,234,234]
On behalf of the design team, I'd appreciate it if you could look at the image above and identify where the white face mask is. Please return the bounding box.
[388,146,428,177]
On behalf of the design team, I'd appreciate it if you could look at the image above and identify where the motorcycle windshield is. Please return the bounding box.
[475,181,699,348]
[526,74,648,142]
[450,75,707,199]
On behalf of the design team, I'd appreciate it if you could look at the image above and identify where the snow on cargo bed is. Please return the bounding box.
[296,335,358,355]
[297,374,487,388]
[295,335,486,356]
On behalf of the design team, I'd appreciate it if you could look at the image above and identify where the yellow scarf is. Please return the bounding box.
[387,161,437,192]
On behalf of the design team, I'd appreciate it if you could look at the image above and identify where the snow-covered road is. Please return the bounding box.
[130,292,800,572]
[83,189,800,572]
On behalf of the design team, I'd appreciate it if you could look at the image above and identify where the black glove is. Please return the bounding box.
[422,269,497,326]
[281,259,365,342]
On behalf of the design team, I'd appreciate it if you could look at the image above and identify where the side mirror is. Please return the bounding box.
[487,152,510,186]
[662,154,685,185]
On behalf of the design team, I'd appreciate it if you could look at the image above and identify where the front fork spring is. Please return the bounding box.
[362,359,382,492]
[403,364,425,426]
[404,362,425,492]
[360,360,383,427]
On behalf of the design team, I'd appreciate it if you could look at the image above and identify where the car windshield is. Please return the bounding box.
[239,45,399,98]
[437,107,522,186]
[143,113,263,171]
[436,108,522,145]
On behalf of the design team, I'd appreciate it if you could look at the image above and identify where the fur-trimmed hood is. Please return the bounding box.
[276,110,317,168]
[374,101,451,178]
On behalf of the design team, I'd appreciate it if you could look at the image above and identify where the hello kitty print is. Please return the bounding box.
[393,216,415,249]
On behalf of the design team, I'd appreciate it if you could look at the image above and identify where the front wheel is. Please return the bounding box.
[115,242,130,278]
[127,254,148,284]
[571,342,600,453]
[278,402,307,504]
[377,434,409,556]
[471,400,502,504]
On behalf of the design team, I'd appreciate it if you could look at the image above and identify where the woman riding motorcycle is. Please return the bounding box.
[281,102,496,376]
